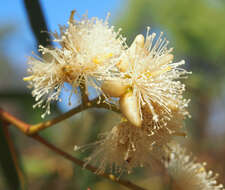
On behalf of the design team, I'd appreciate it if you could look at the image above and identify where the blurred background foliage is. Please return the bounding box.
[0,0,225,189]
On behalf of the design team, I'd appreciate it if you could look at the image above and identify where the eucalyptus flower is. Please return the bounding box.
[102,28,190,127]
[165,143,225,190]
[81,105,186,174]
[24,11,125,118]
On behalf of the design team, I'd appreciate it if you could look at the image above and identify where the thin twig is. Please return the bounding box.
[28,102,90,135]
[0,96,119,135]
[79,80,89,104]
[30,96,120,134]
[0,109,146,190]
[92,100,120,113]
[32,135,146,190]
[0,109,30,134]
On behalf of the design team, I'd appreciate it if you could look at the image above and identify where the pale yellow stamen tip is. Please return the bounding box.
[196,167,205,174]
[92,57,100,64]
[92,53,113,65]
[23,76,34,81]
[145,66,171,78]
[173,132,187,137]
[106,53,113,58]
[121,117,128,122]
[109,174,116,181]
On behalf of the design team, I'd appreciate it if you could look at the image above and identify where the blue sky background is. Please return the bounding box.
[0,0,124,111]
[0,0,124,71]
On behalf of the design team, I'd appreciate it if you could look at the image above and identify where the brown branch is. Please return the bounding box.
[30,96,120,134]
[79,80,89,104]
[0,109,30,134]
[28,102,90,135]
[0,109,146,190]
[32,135,146,190]
[92,100,120,113]
[0,96,120,135]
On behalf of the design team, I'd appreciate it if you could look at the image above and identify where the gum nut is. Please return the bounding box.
[119,92,142,127]
[102,80,129,97]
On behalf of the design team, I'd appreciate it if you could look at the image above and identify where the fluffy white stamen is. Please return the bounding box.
[24,11,125,117]
[116,29,190,127]
[165,143,225,190]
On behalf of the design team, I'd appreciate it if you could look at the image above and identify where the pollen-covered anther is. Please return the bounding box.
[23,76,34,81]
[101,80,129,97]
[167,100,179,112]
[92,53,113,65]
[60,65,76,83]
[144,66,171,78]
[119,91,142,127]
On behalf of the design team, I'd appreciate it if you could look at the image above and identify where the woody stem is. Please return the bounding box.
[0,109,146,190]
[0,95,119,135]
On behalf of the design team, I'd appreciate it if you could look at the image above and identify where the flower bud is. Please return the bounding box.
[132,34,145,49]
[159,54,174,66]
[101,80,129,97]
[116,54,129,72]
[117,34,145,72]
[119,91,142,127]
[129,34,145,56]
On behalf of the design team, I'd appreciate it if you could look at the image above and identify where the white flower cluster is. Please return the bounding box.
[24,11,125,118]
[165,143,225,190]
[25,11,190,174]
[84,105,187,174]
